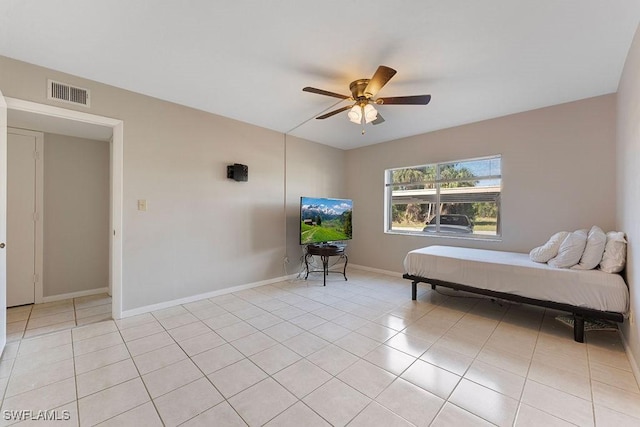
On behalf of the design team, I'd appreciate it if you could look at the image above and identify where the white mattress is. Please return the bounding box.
[403,245,629,313]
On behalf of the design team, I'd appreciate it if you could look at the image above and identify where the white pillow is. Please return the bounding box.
[529,231,570,263]
[548,229,588,268]
[599,231,627,273]
[572,226,606,270]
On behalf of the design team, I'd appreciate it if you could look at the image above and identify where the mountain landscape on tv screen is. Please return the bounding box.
[300,197,352,244]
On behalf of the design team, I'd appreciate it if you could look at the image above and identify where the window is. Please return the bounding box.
[385,155,502,238]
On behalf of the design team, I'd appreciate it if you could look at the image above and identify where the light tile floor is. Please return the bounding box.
[6,293,112,342]
[0,271,639,426]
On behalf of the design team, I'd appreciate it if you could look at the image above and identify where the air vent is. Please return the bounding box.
[47,79,90,107]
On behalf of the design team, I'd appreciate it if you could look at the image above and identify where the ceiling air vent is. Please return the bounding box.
[47,79,90,107]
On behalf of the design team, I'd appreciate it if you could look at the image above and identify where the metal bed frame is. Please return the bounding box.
[403,274,624,343]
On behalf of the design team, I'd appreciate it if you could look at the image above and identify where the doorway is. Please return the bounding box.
[0,94,124,352]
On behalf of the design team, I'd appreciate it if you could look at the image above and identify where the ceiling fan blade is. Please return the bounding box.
[364,65,397,98]
[376,94,431,105]
[316,105,351,120]
[303,87,350,99]
[372,114,385,125]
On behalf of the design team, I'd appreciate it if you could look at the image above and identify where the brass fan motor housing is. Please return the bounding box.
[349,79,372,104]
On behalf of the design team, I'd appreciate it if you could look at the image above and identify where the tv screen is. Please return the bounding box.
[300,197,353,245]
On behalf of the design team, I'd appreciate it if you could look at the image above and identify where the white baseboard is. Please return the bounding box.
[120,274,296,318]
[618,329,640,390]
[349,263,402,278]
[120,265,403,321]
[42,287,109,303]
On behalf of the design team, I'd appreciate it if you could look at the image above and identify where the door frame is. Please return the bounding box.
[1,91,7,352]
[2,95,124,323]
[7,128,44,305]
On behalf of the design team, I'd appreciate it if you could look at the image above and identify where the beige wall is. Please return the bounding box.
[345,95,617,273]
[617,25,640,374]
[0,55,344,311]
[285,135,346,269]
[43,133,109,297]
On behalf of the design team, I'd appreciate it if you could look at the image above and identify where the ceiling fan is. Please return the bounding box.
[302,65,431,129]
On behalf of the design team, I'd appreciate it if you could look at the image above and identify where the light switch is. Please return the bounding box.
[137,199,147,211]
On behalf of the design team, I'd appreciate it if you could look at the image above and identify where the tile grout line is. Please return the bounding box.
[498,304,544,426]
[416,291,539,426]
[70,325,80,426]
[175,286,376,425]
[195,295,328,424]
[243,281,416,425]
[150,302,250,426]
[99,318,164,426]
[228,316,334,425]
[415,291,485,426]
[586,331,598,425]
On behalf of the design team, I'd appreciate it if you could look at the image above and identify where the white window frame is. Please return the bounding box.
[384,155,502,239]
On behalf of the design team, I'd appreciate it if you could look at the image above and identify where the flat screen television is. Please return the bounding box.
[300,197,353,245]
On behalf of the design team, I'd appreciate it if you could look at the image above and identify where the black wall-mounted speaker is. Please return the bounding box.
[227,163,248,182]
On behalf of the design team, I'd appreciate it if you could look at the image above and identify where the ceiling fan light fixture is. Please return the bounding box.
[348,105,362,124]
[363,103,378,123]
[303,65,431,127]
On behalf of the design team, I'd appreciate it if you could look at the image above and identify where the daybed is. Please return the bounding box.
[403,245,629,342]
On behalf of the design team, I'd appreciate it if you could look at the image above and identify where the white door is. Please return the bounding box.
[7,130,40,306]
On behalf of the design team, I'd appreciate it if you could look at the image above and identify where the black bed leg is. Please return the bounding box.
[573,315,585,343]
[412,282,417,300]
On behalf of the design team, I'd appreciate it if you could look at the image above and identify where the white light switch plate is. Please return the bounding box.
[137,199,147,211]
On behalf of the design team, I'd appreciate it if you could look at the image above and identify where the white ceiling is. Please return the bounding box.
[1,1,639,150]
